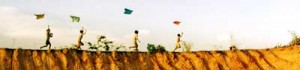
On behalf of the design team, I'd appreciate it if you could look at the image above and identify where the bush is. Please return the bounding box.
[147,43,167,53]
[182,41,192,52]
[147,44,156,53]
[87,35,114,51]
[156,45,166,52]
[289,31,300,46]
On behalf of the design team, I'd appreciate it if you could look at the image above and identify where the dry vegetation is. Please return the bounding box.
[1,45,300,70]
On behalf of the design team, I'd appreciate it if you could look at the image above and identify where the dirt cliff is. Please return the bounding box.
[1,46,300,70]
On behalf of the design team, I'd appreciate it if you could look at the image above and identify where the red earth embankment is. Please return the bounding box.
[1,46,300,70]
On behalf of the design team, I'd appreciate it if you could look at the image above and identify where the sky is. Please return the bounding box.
[1,0,300,51]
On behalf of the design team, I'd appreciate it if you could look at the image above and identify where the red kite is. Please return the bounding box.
[173,21,181,25]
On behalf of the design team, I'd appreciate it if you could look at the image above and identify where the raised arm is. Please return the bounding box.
[84,29,87,35]
[181,32,183,37]
[82,27,87,35]
[180,33,184,42]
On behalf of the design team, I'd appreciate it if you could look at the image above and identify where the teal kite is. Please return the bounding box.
[70,16,80,22]
[124,8,133,15]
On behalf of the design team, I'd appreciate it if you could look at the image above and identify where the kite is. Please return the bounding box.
[124,8,133,15]
[35,14,45,20]
[173,21,181,25]
[70,16,80,22]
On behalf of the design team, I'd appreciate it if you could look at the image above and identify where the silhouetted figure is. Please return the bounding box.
[77,27,87,49]
[40,26,53,49]
[130,30,140,51]
[173,33,183,51]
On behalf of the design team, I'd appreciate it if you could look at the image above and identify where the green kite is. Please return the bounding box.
[35,14,45,20]
[70,16,80,22]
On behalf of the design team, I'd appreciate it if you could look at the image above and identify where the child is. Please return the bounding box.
[40,26,53,49]
[130,30,140,51]
[173,33,183,51]
[77,27,87,49]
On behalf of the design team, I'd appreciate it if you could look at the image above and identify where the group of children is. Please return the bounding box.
[40,26,184,51]
[40,26,87,50]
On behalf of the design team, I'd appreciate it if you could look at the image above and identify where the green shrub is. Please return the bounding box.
[182,41,192,52]
[288,31,300,46]
[147,43,167,53]
[156,45,166,52]
[147,44,156,53]
[87,35,114,51]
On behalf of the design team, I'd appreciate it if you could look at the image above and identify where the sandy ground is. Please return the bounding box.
[1,46,300,70]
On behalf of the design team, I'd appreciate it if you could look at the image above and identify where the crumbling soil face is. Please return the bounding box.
[1,46,300,70]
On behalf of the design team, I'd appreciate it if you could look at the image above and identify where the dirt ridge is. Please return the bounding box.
[1,46,300,70]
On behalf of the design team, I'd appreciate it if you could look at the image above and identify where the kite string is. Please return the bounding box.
[176,25,183,34]
[79,23,85,29]
[179,24,184,34]
[80,23,83,28]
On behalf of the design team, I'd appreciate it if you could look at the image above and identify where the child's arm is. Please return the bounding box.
[179,37,184,42]
[84,29,87,35]
[181,32,183,37]
[180,32,184,42]
[137,35,141,43]
[47,25,50,30]
[180,40,185,43]
[82,27,87,35]
[138,39,141,43]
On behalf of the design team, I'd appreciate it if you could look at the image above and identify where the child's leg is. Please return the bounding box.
[173,43,180,51]
[40,45,46,49]
[78,42,84,49]
[81,42,84,46]
[135,45,138,51]
[134,48,138,51]
[173,47,177,52]
[77,42,81,48]
[130,43,138,48]
[40,41,49,49]
[129,46,135,48]
[174,45,180,51]
[48,43,51,49]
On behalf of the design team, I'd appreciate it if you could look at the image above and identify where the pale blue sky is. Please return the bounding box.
[1,0,300,51]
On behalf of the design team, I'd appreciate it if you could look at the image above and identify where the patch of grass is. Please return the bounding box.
[182,41,192,52]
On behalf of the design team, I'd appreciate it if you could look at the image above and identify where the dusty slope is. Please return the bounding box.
[1,46,300,70]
